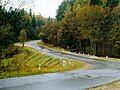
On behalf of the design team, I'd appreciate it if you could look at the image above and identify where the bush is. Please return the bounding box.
[86,47,94,55]
[39,32,48,43]
[0,45,21,59]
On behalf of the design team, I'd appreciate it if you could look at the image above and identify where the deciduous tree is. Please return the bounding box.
[19,29,27,47]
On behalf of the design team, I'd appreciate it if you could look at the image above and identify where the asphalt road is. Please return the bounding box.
[1,40,120,90]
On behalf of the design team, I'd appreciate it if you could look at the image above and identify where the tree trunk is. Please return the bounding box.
[22,42,24,47]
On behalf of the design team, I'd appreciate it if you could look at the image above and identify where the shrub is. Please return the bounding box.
[0,45,21,59]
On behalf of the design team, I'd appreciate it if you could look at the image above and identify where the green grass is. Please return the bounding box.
[0,46,88,79]
[38,41,120,62]
[88,80,120,90]
[39,42,120,62]
[37,42,67,52]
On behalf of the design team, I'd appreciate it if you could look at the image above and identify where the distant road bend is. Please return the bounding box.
[1,40,120,90]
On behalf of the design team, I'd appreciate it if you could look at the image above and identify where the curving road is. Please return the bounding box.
[1,40,120,90]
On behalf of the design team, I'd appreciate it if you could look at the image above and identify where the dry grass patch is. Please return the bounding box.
[88,80,120,90]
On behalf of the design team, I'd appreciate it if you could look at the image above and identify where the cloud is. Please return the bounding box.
[34,0,63,18]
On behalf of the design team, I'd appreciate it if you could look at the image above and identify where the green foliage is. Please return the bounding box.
[59,6,80,49]
[90,0,102,5]
[107,0,119,10]
[0,5,45,55]
[39,32,48,43]
[109,5,120,57]
[0,6,15,51]
[36,14,45,28]
[31,15,36,28]
[8,9,31,40]
[18,29,27,47]
[40,1,120,58]
[90,0,119,9]
[0,45,21,59]
[39,19,60,45]
[0,5,45,42]
[56,0,75,21]
[0,24,14,51]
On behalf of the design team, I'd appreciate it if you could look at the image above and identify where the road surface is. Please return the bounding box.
[1,40,120,90]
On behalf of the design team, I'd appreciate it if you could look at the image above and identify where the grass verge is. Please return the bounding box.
[96,57,120,62]
[37,42,67,52]
[88,80,120,90]
[37,41,120,62]
[0,46,88,79]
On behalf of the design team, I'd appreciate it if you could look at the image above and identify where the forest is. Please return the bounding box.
[40,0,120,58]
[0,0,120,59]
[0,0,46,58]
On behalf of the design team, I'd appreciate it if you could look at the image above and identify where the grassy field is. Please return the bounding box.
[0,46,88,79]
[88,80,120,90]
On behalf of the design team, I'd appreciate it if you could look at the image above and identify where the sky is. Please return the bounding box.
[34,0,63,18]
[1,0,63,18]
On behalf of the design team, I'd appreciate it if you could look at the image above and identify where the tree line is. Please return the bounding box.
[0,3,45,58]
[40,0,120,58]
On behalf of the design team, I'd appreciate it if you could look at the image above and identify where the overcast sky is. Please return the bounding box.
[34,0,63,18]
[1,0,63,18]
